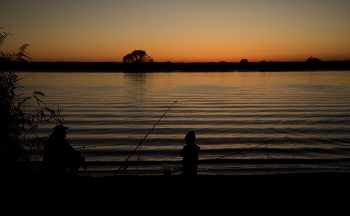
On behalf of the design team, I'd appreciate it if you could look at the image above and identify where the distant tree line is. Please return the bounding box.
[2,60,349,72]
[1,48,350,72]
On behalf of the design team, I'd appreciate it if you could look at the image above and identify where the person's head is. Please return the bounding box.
[53,124,69,138]
[185,131,195,145]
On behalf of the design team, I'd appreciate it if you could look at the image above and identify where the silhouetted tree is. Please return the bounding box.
[122,50,154,63]
[240,59,248,64]
[306,56,321,63]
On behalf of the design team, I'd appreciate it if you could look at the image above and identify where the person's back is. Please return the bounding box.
[180,131,200,186]
[181,144,200,175]
[43,134,71,177]
[42,125,86,179]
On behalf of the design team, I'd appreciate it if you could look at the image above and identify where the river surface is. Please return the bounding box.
[18,71,350,176]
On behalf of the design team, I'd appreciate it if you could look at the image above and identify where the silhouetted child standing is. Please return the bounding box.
[180,131,200,190]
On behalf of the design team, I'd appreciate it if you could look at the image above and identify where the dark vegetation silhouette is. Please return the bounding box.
[122,50,154,63]
[306,55,321,63]
[240,58,248,64]
[0,26,63,177]
[0,28,30,62]
[4,60,349,72]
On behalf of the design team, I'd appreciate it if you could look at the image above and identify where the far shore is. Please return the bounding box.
[2,60,350,72]
[5,171,350,215]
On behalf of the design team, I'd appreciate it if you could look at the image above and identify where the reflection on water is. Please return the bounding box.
[18,71,350,176]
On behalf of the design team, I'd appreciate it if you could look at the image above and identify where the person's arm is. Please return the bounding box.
[180,147,185,157]
[65,140,87,169]
[72,148,87,169]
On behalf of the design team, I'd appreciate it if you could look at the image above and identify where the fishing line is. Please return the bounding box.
[73,143,123,150]
[170,137,288,161]
[170,151,181,159]
[216,143,267,160]
[216,136,288,160]
[137,141,142,176]
[265,142,271,174]
[114,97,179,176]
[83,145,86,177]
[168,142,268,175]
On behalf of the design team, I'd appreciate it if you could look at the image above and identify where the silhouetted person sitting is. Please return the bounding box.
[43,125,87,180]
[180,131,200,189]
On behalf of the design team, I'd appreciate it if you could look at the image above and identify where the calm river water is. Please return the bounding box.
[18,71,350,176]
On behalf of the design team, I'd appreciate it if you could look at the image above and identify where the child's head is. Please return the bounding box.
[185,131,196,144]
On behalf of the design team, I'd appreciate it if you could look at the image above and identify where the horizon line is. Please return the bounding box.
[20,60,350,63]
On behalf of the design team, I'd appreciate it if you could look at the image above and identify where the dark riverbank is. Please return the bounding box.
[2,60,350,72]
[5,172,350,215]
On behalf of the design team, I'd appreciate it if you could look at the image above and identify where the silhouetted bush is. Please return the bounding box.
[1,26,63,176]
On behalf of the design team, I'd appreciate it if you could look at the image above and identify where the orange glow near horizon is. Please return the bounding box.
[24,38,350,63]
[26,45,350,63]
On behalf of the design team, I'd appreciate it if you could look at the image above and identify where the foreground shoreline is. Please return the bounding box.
[5,172,350,215]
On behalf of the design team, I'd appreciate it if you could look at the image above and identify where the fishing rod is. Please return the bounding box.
[113,97,179,176]
[168,138,287,175]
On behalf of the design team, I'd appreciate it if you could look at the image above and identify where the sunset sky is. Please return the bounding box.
[1,0,350,62]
